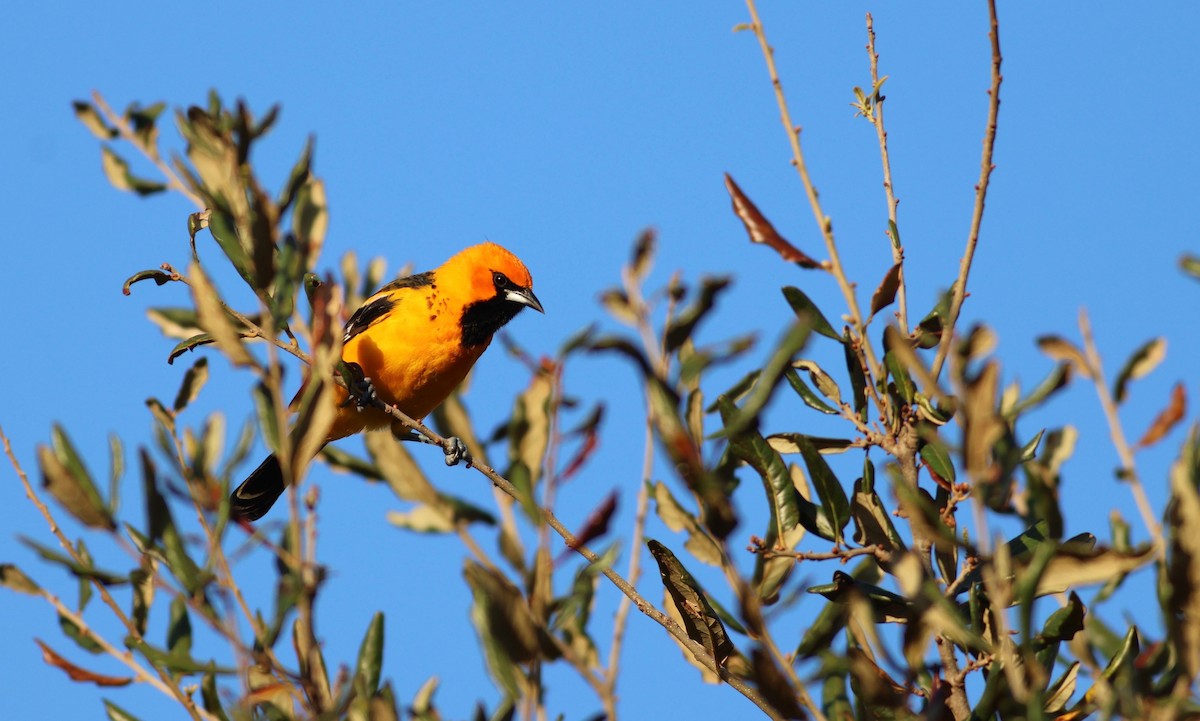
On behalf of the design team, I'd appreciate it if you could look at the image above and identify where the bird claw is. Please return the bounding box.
[443,436,472,468]
[350,376,379,412]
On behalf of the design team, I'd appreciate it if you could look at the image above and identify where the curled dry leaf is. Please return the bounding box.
[36,639,132,687]
[724,173,821,269]
[1136,382,1187,449]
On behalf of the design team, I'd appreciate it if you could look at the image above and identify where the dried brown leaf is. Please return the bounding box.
[36,639,132,687]
[1137,382,1187,449]
[724,173,820,268]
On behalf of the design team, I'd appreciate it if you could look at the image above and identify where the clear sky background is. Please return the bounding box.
[2,3,1198,719]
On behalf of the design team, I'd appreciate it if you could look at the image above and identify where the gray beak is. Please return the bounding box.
[505,287,545,314]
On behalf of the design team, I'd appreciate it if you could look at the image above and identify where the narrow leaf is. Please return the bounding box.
[37,639,132,687]
[1135,381,1186,449]
[869,262,902,318]
[781,287,840,341]
[1113,337,1166,404]
[724,173,821,268]
[647,540,735,664]
[1036,335,1093,380]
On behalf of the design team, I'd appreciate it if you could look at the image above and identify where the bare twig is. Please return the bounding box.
[2,427,215,721]
[743,0,882,387]
[864,13,908,333]
[1078,310,1165,557]
[932,0,1003,379]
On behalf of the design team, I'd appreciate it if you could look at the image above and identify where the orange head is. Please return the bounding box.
[437,242,543,346]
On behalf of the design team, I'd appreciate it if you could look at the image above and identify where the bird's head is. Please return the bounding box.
[444,242,544,346]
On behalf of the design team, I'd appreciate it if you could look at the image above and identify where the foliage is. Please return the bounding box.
[5,4,1200,721]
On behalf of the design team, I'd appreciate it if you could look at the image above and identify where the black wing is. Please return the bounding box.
[342,271,434,342]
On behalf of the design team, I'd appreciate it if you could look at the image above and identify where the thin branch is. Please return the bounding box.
[39,586,217,717]
[606,266,674,693]
[2,427,214,721]
[357,399,785,720]
[92,91,205,209]
[932,0,1003,379]
[743,0,883,386]
[865,13,908,333]
[1078,310,1165,557]
[162,263,312,366]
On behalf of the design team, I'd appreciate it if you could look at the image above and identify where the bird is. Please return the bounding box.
[230,242,543,520]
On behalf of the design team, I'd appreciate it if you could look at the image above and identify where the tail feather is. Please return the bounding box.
[230,455,285,521]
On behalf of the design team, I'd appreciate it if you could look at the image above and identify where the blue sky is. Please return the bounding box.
[2,3,1198,719]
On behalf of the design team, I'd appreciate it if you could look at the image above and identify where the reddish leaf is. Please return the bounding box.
[560,426,599,482]
[870,262,903,318]
[560,491,618,561]
[1136,382,1187,449]
[36,639,132,687]
[724,173,821,269]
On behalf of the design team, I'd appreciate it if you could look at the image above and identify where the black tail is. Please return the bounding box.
[230,455,285,521]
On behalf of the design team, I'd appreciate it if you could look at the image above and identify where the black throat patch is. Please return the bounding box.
[460,295,525,347]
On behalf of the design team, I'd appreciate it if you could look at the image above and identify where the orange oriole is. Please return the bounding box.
[230,242,543,520]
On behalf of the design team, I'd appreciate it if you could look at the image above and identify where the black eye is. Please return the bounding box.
[493,272,510,289]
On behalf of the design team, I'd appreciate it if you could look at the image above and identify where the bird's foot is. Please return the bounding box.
[396,431,473,468]
[342,363,379,413]
[442,436,473,468]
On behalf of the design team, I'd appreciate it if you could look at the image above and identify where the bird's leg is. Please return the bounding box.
[396,432,473,468]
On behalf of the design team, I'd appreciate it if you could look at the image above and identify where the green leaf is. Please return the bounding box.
[793,359,842,405]
[652,482,723,567]
[884,351,916,405]
[1042,591,1086,644]
[1036,335,1093,380]
[0,564,41,595]
[173,357,209,412]
[794,435,850,543]
[103,700,145,721]
[189,261,254,366]
[294,177,328,261]
[784,368,838,415]
[1182,253,1200,281]
[664,276,731,353]
[122,269,174,296]
[201,671,231,721]
[464,561,556,697]
[38,428,114,531]
[1113,337,1166,404]
[206,210,256,289]
[646,540,735,664]
[167,596,192,657]
[919,442,956,486]
[842,328,868,417]
[1005,362,1073,419]
[59,613,103,654]
[807,571,911,624]
[72,101,116,140]
[18,537,128,586]
[781,286,840,341]
[354,612,385,697]
[765,433,854,455]
[715,322,811,439]
[99,146,167,195]
[277,135,314,213]
[850,473,905,564]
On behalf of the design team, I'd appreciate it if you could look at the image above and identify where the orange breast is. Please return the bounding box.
[325,286,487,441]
